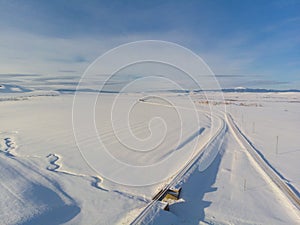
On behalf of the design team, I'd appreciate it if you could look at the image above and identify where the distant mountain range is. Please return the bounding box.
[2,83,299,94]
[220,87,300,93]
[184,87,300,93]
[152,88,300,93]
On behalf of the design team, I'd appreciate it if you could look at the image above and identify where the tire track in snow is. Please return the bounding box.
[0,181,26,205]
[113,190,149,204]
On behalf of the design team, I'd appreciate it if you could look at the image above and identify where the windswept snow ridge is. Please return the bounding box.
[0,152,81,225]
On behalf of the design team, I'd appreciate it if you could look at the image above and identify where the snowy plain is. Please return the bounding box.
[0,78,299,224]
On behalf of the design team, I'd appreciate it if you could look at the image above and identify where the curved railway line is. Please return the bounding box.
[130,110,227,225]
[129,97,300,224]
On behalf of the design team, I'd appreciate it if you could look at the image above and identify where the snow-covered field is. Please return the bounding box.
[226,92,300,192]
[0,81,299,224]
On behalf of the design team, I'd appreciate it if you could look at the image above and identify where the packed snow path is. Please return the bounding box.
[227,113,300,213]
[130,111,300,224]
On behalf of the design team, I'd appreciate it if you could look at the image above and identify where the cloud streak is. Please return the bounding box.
[0,0,299,88]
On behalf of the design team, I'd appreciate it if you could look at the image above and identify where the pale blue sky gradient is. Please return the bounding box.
[0,0,299,88]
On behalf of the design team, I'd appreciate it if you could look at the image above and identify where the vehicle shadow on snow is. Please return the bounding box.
[170,147,224,224]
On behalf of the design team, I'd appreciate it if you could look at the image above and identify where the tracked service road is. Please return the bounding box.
[227,113,300,214]
[130,110,227,225]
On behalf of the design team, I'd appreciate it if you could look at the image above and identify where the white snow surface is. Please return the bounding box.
[0,85,299,224]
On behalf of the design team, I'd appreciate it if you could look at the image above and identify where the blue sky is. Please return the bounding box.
[0,0,299,88]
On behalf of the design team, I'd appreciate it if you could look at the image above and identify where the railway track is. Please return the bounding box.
[130,112,227,225]
[131,112,300,224]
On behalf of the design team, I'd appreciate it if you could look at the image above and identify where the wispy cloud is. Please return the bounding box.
[0,1,299,88]
[236,80,290,87]
[58,70,78,73]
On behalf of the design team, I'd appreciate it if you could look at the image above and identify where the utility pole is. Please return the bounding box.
[244,178,247,191]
